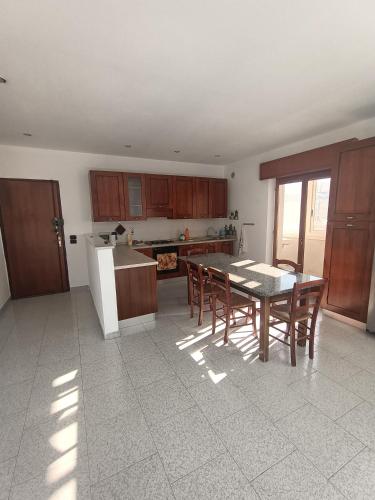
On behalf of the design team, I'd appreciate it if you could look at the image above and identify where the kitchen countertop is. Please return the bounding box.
[132,236,236,249]
[113,245,157,270]
[87,234,236,271]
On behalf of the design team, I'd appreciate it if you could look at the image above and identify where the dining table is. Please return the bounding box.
[181,252,323,362]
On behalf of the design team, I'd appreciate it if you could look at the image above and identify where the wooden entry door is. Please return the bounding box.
[0,179,69,298]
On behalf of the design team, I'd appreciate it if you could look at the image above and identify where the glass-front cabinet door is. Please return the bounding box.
[124,173,146,220]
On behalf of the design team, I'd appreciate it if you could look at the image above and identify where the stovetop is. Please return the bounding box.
[144,239,174,245]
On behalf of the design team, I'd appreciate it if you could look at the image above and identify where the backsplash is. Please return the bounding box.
[93,218,236,243]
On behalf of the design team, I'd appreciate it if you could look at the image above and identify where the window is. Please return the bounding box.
[307,178,330,237]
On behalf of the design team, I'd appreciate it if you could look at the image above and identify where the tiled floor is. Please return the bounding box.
[0,278,375,499]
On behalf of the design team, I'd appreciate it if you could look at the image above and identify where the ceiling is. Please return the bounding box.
[1,0,375,164]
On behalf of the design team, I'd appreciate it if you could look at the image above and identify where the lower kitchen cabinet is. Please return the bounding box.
[323,221,375,322]
[115,266,157,320]
[215,240,234,255]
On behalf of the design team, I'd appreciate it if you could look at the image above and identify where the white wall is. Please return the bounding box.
[0,145,224,287]
[0,232,10,308]
[226,116,375,263]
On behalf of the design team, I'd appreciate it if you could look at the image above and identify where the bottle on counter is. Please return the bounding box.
[127,227,134,246]
[184,227,190,240]
[110,232,117,246]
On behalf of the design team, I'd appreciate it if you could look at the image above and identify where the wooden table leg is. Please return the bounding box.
[259,297,270,362]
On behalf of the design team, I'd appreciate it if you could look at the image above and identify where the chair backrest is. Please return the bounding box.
[207,267,231,302]
[187,247,209,256]
[274,259,303,273]
[186,261,205,292]
[290,279,326,324]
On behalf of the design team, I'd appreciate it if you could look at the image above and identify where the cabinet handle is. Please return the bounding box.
[346,216,354,220]
[346,224,354,227]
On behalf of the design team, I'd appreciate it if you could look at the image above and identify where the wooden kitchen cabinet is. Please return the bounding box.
[195,178,211,218]
[215,240,233,255]
[90,171,126,221]
[124,173,146,220]
[329,144,375,222]
[135,247,153,258]
[173,176,195,219]
[210,179,228,218]
[323,221,375,322]
[145,174,173,217]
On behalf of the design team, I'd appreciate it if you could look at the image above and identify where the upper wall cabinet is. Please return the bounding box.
[145,174,174,218]
[124,173,146,220]
[173,176,195,219]
[211,178,228,218]
[89,170,228,221]
[195,177,211,218]
[90,171,126,221]
[329,144,375,221]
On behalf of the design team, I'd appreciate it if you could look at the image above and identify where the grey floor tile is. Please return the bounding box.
[81,355,128,390]
[38,338,80,366]
[0,458,16,500]
[126,353,174,388]
[330,448,375,499]
[311,349,361,384]
[14,410,87,485]
[344,349,375,375]
[0,358,37,388]
[253,450,344,499]
[341,369,375,404]
[169,356,222,388]
[0,411,26,463]
[79,341,121,365]
[10,463,91,500]
[290,372,362,420]
[242,374,307,421]
[172,452,258,500]
[25,378,82,429]
[214,406,294,481]
[136,376,195,424]
[0,380,33,418]
[117,332,161,362]
[91,454,173,500]
[337,401,375,449]
[83,377,139,426]
[276,404,364,478]
[86,407,155,484]
[189,377,250,424]
[267,348,316,385]
[151,406,225,482]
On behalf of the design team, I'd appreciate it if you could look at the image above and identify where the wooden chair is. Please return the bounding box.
[273,259,303,273]
[271,259,303,306]
[186,247,209,305]
[208,267,257,344]
[269,279,326,366]
[187,261,215,326]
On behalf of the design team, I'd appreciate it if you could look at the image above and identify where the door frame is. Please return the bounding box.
[273,170,331,270]
[0,178,70,298]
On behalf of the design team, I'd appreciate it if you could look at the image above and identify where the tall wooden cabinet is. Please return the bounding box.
[195,178,211,218]
[323,141,375,322]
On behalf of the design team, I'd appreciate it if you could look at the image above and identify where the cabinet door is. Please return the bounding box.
[329,145,375,221]
[145,175,173,217]
[173,176,195,219]
[135,247,153,258]
[211,179,228,218]
[90,171,126,221]
[221,241,233,255]
[195,178,211,218]
[323,221,375,322]
[124,174,146,220]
